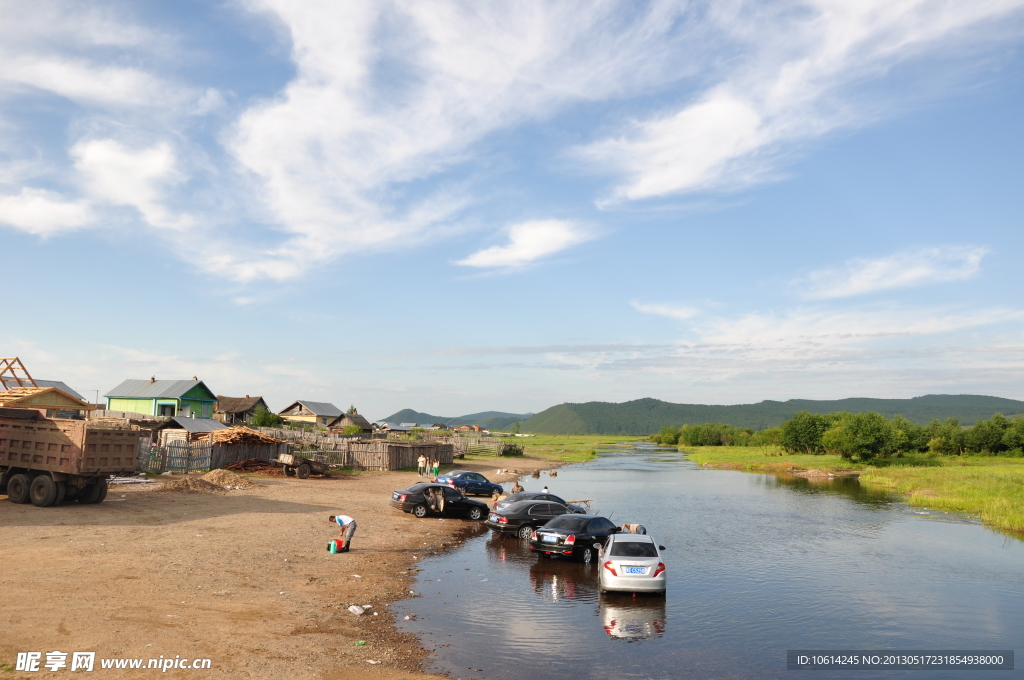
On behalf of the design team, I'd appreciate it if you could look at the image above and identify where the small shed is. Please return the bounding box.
[215,395,269,424]
[327,412,373,433]
[158,416,229,445]
[278,400,343,427]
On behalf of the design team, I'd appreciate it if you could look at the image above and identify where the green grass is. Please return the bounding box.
[860,461,1024,535]
[511,434,642,463]
[685,446,1024,536]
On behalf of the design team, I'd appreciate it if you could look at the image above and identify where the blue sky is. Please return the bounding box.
[3,0,1024,420]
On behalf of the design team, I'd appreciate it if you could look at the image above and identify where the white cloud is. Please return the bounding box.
[71,139,192,231]
[456,220,590,268]
[631,301,701,320]
[581,0,1024,201]
[796,246,989,299]
[0,188,94,236]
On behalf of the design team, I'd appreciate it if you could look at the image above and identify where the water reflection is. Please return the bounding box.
[600,594,666,641]
[528,556,599,603]
[763,473,896,508]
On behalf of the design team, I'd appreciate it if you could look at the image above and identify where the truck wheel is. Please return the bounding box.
[29,474,59,507]
[53,481,66,505]
[7,473,32,504]
[284,466,296,477]
[296,463,311,479]
[77,478,108,504]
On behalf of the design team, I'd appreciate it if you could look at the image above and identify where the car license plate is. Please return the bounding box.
[624,566,647,575]
[391,492,399,499]
[542,534,559,543]
[489,514,498,521]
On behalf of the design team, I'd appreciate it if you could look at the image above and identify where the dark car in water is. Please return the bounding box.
[435,470,504,497]
[389,482,489,520]
[529,514,619,563]
[485,500,571,538]
[493,492,586,514]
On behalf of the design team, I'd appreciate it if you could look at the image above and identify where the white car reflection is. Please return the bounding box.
[599,595,667,640]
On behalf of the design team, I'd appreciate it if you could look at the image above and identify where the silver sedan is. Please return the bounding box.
[598,533,666,594]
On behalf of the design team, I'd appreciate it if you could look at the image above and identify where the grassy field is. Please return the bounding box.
[470,433,642,463]
[684,446,1024,535]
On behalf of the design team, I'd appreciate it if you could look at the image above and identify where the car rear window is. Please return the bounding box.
[608,541,658,558]
[504,501,536,513]
[543,516,591,531]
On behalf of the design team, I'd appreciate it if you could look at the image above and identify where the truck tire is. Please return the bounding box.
[77,478,108,504]
[29,474,60,507]
[7,473,31,504]
[296,463,311,479]
[53,480,66,506]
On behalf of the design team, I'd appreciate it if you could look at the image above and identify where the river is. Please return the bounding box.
[393,445,1024,679]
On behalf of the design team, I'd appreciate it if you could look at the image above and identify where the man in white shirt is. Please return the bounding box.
[417,454,427,477]
[328,514,357,552]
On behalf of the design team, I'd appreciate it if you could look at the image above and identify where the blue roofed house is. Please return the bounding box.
[105,378,218,419]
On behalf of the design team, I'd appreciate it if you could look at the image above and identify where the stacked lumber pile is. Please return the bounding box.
[223,458,280,473]
[210,427,285,446]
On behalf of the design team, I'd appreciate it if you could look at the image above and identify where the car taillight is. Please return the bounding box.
[565,534,575,546]
[399,494,407,501]
[530,530,537,540]
[447,480,455,486]
[498,516,508,524]
[653,562,666,577]
[603,561,617,576]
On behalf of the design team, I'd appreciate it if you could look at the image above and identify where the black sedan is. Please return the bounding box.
[435,470,504,496]
[390,483,489,520]
[493,492,586,514]
[529,514,619,563]
[485,500,570,538]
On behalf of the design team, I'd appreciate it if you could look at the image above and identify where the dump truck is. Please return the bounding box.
[0,407,143,506]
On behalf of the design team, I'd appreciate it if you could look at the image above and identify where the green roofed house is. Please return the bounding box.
[105,377,218,419]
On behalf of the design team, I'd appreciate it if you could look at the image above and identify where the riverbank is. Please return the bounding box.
[0,455,564,680]
[684,446,1024,535]
[517,434,643,462]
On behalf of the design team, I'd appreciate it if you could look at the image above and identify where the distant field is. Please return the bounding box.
[516,434,642,462]
[684,446,1024,536]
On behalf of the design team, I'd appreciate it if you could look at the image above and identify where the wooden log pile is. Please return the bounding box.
[210,427,286,446]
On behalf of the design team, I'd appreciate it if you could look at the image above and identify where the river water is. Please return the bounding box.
[393,445,1024,679]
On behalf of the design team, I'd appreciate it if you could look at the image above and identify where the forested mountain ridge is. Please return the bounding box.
[382,408,533,430]
[514,395,1024,435]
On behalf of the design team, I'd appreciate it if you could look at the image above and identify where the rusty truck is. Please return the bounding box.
[0,407,144,507]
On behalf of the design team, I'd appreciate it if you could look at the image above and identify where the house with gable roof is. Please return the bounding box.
[105,378,218,419]
[277,400,343,427]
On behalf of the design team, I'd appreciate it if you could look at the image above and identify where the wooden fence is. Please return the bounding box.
[137,435,287,473]
[302,441,454,471]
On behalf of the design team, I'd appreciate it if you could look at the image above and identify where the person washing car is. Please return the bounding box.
[328,514,357,552]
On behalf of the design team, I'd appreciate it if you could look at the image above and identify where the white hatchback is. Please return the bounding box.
[598,533,666,594]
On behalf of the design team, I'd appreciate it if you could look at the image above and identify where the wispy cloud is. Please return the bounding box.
[0,188,93,236]
[581,0,1024,202]
[456,220,590,268]
[631,301,701,320]
[796,246,989,299]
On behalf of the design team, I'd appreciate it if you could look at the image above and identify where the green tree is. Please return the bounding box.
[780,411,833,454]
[341,425,363,435]
[250,406,283,427]
[964,414,1009,453]
[346,404,357,414]
[1001,417,1024,451]
[820,412,897,461]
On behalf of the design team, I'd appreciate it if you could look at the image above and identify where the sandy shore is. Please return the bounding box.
[0,458,563,679]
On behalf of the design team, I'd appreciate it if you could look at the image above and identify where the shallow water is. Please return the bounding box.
[394,446,1024,679]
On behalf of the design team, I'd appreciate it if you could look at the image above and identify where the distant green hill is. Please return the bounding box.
[382,408,533,431]
[515,395,1024,435]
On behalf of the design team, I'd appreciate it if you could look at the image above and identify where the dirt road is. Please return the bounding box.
[0,459,560,679]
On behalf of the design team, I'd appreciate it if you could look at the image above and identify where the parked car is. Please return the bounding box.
[528,514,619,562]
[493,492,586,514]
[598,533,667,594]
[435,470,503,497]
[485,500,571,538]
[389,482,489,520]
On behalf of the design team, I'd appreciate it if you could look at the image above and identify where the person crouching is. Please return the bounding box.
[328,514,357,552]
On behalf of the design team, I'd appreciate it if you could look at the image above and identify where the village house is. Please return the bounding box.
[277,400,343,427]
[105,378,218,418]
[214,395,269,424]
[327,411,373,433]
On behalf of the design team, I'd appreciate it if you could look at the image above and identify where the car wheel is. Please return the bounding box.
[6,474,32,504]
[581,547,594,564]
[517,524,533,540]
[412,504,428,518]
[468,507,484,521]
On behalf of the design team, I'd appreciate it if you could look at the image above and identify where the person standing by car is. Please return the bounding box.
[417,453,428,477]
[511,480,524,494]
[328,514,357,552]
[432,457,440,479]
[541,485,549,493]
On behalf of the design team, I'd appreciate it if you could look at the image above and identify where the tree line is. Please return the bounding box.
[652,411,1024,461]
